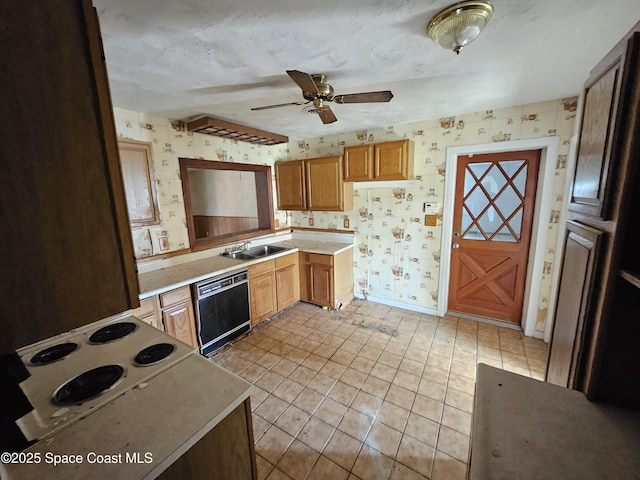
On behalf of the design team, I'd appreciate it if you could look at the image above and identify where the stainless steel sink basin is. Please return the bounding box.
[244,245,288,257]
[221,244,289,261]
[224,252,256,260]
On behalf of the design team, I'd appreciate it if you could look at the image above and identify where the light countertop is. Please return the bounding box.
[138,239,354,299]
[470,364,640,480]
[1,354,252,480]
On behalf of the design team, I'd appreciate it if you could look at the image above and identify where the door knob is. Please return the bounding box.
[453,232,460,237]
[452,243,460,249]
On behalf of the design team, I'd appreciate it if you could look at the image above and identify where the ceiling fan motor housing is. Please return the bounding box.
[303,74,335,101]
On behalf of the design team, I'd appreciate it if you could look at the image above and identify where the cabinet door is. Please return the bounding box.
[275,160,306,210]
[305,156,344,211]
[118,140,160,227]
[569,50,624,218]
[249,271,277,325]
[546,221,602,387]
[374,140,410,180]
[344,145,374,182]
[309,263,333,307]
[163,302,199,348]
[276,264,299,311]
[0,0,139,352]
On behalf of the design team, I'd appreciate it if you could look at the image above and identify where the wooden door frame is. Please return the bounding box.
[438,137,562,338]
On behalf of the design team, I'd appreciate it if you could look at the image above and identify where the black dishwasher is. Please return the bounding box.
[193,269,251,356]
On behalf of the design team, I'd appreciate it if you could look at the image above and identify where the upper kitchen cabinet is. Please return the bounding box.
[343,139,414,182]
[118,140,161,227]
[275,156,354,211]
[568,40,626,219]
[547,24,640,409]
[0,0,139,353]
[275,160,306,210]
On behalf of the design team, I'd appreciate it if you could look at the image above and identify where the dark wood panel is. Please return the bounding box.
[546,222,603,387]
[193,215,259,238]
[0,0,138,353]
[570,63,621,216]
[157,399,257,480]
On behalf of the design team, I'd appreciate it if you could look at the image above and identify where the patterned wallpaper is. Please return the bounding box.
[112,107,289,258]
[286,97,578,337]
[114,96,577,337]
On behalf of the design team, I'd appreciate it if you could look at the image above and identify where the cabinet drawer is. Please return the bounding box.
[160,286,191,308]
[130,296,158,319]
[275,252,297,269]
[249,259,275,276]
[308,253,333,266]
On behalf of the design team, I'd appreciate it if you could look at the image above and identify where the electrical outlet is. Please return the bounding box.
[158,236,169,251]
[424,215,438,227]
[343,216,350,229]
[309,217,314,226]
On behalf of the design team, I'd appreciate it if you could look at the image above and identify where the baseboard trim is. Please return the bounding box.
[354,293,439,317]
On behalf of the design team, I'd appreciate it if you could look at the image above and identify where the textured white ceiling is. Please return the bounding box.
[94,0,640,141]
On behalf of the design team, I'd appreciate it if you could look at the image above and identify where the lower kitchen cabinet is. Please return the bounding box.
[299,248,354,309]
[163,302,198,349]
[128,286,199,349]
[248,262,278,326]
[128,297,163,331]
[249,253,300,325]
[157,398,257,480]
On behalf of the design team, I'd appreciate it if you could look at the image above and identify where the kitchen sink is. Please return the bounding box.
[224,252,256,260]
[244,245,288,257]
[221,244,289,261]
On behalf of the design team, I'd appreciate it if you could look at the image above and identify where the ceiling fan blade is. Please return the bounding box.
[317,106,337,124]
[286,70,320,94]
[333,90,394,104]
[251,101,308,111]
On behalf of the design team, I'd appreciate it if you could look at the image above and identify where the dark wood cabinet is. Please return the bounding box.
[0,0,139,353]
[547,23,640,409]
[546,222,602,387]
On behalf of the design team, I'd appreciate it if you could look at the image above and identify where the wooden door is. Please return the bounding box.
[163,302,198,348]
[374,140,409,180]
[546,221,603,387]
[305,156,344,211]
[344,145,374,181]
[249,271,277,325]
[275,160,306,210]
[448,150,541,323]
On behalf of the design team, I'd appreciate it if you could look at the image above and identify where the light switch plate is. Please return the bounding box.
[424,202,439,215]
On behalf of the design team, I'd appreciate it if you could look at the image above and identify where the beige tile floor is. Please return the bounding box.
[210,300,548,480]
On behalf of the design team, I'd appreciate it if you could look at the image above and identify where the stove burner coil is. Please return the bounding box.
[134,343,176,366]
[53,365,124,405]
[88,322,137,344]
[30,342,78,365]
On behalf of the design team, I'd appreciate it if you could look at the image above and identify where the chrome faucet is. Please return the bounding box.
[228,241,251,254]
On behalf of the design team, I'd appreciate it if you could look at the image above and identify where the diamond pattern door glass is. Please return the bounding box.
[462,159,527,242]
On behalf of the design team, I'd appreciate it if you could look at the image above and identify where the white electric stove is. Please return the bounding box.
[13,314,196,444]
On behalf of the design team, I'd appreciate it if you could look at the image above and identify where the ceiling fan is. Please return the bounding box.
[251,70,394,124]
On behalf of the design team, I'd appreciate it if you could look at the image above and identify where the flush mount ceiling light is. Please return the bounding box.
[427,1,494,54]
